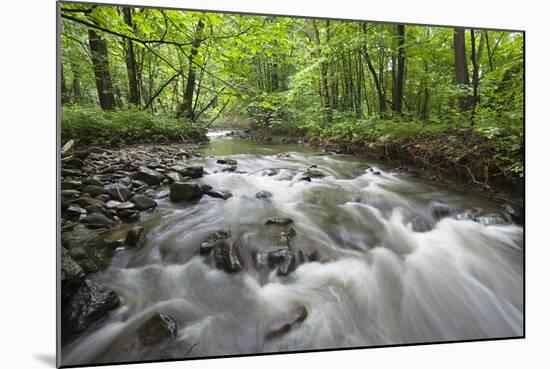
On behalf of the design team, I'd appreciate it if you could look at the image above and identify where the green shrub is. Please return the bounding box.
[61,105,207,147]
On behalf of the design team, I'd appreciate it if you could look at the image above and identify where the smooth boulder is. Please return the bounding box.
[131,195,157,211]
[135,313,178,347]
[63,279,120,336]
[82,212,115,229]
[170,182,203,202]
[125,226,146,248]
[136,167,165,186]
[105,183,133,202]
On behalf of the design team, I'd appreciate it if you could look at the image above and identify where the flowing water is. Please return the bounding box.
[62,132,524,365]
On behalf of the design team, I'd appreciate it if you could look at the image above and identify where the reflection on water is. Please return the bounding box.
[62,136,524,366]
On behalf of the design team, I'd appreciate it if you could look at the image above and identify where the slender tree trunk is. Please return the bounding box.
[123,7,141,106]
[394,24,405,114]
[61,63,69,104]
[361,23,386,115]
[70,61,81,103]
[179,19,205,121]
[88,28,116,110]
[312,20,332,122]
[420,62,430,120]
[453,28,470,111]
[484,31,494,72]
[470,29,484,124]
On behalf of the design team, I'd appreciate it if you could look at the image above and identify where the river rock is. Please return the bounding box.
[199,230,231,255]
[61,247,85,288]
[430,202,456,220]
[118,210,139,220]
[115,201,135,210]
[62,168,83,177]
[65,157,85,169]
[82,212,116,229]
[71,196,104,208]
[63,279,120,336]
[105,200,122,209]
[265,217,294,226]
[82,185,106,197]
[61,189,80,198]
[62,225,115,269]
[136,313,177,347]
[304,168,325,178]
[95,194,111,203]
[84,176,105,187]
[206,190,233,200]
[136,167,165,186]
[457,208,482,221]
[105,183,133,202]
[65,205,87,219]
[125,226,146,248]
[165,172,183,183]
[85,204,108,217]
[503,203,524,224]
[67,246,100,274]
[199,184,213,193]
[263,168,279,176]
[61,180,83,190]
[180,165,204,178]
[217,158,237,165]
[265,306,308,340]
[255,191,273,199]
[221,165,237,173]
[267,247,300,276]
[170,182,203,202]
[213,240,243,273]
[131,195,157,211]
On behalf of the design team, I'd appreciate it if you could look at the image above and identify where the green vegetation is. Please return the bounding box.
[61,105,206,146]
[60,3,524,189]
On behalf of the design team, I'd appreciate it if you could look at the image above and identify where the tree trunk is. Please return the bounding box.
[470,29,484,124]
[88,28,116,110]
[393,24,405,114]
[70,61,82,103]
[179,19,205,121]
[61,63,69,104]
[453,28,470,110]
[123,7,141,106]
[312,20,332,122]
[361,23,386,115]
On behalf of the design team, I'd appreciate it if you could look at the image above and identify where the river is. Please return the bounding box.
[62,132,524,365]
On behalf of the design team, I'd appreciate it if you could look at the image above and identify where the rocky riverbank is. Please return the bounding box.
[60,142,316,346]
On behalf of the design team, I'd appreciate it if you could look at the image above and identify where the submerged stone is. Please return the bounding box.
[265,217,294,226]
[136,313,178,347]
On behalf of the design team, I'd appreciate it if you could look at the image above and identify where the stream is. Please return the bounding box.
[62,131,524,365]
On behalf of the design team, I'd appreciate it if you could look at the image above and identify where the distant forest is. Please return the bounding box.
[60,3,524,188]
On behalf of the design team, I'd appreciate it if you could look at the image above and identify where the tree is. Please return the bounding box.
[122,7,141,106]
[392,24,406,114]
[88,28,117,110]
[453,27,470,111]
[362,23,386,115]
[178,19,205,121]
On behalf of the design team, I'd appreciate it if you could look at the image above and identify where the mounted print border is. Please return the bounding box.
[57,1,525,367]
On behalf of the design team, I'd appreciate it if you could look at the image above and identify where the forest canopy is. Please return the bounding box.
[59,3,524,188]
